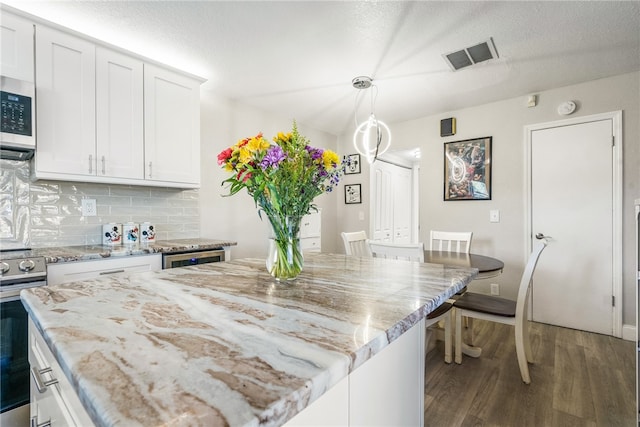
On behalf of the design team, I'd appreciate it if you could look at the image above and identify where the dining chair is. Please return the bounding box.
[367,240,425,262]
[453,238,548,383]
[429,230,473,254]
[367,239,452,363]
[341,231,372,256]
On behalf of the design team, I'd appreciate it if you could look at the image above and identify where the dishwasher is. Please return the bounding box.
[162,248,225,269]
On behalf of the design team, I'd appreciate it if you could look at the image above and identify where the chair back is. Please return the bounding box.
[341,231,372,256]
[368,240,425,262]
[429,230,473,254]
[515,239,548,320]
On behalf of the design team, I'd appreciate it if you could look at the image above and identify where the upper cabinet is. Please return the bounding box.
[144,64,201,185]
[35,26,96,177]
[28,17,203,188]
[0,12,34,81]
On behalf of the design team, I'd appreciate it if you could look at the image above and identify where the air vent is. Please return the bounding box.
[443,38,499,71]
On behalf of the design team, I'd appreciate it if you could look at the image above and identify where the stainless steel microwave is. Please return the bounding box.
[1,76,35,160]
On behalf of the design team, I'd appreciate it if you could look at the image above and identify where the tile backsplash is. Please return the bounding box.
[1,160,200,248]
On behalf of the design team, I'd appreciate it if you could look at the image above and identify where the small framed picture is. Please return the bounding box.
[444,136,492,201]
[344,154,361,174]
[345,184,362,204]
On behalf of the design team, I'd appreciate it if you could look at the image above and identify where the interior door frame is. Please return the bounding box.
[524,110,623,338]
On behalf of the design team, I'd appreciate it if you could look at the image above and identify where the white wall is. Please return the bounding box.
[199,91,342,260]
[337,72,639,327]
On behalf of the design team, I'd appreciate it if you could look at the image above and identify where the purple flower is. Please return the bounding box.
[260,146,286,170]
[305,145,324,161]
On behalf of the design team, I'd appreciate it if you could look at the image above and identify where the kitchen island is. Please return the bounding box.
[21,253,477,426]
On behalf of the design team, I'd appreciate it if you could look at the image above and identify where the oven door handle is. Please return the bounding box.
[31,366,58,393]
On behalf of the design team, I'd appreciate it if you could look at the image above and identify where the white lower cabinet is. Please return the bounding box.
[300,211,321,253]
[285,319,425,426]
[46,254,162,286]
[29,318,95,427]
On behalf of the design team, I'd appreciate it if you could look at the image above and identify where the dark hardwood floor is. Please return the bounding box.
[425,320,636,426]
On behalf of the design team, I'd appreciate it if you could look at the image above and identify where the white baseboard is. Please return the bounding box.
[622,324,636,341]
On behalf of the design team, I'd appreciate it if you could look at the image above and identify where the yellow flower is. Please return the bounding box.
[274,132,292,143]
[322,150,339,170]
[238,147,252,164]
[248,136,270,152]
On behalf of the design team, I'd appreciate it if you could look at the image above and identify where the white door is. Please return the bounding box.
[372,162,394,241]
[392,166,412,243]
[530,119,614,335]
[371,161,413,243]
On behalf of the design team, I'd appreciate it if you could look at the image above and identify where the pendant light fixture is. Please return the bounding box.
[352,76,391,164]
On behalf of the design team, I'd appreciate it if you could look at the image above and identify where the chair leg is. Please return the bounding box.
[454,309,463,364]
[515,322,531,384]
[443,312,452,364]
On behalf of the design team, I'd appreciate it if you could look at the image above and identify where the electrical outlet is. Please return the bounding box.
[489,209,500,223]
[81,198,97,216]
[490,283,500,295]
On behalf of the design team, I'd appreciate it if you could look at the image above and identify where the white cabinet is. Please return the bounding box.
[286,319,424,426]
[35,25,96,177]
[33,23,202,188]
[0,12,34,81]
[29,318,95,427]
[144,64,201,186]
[96,47,144,180]
[47,254,162,286]
[300,211,321,253]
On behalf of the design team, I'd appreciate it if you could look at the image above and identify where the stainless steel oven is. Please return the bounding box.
[0,251,46,426]
[162,248,225,269]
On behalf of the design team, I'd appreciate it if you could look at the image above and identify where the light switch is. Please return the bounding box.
[358,211,365,221]
[489,209,500,223]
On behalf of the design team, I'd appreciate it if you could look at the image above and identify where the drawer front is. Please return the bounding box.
[29,319,95,426]
[47,254,162,285]
[301,237,321,252]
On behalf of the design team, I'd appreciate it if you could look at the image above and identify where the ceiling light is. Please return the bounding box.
[443,38,499,71]
[352,76,392,164]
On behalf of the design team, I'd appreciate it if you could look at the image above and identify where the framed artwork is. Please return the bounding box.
[444,136,492,201]
[344,154,361,174]
[345,184,362,204]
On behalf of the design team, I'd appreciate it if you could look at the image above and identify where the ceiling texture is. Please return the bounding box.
[5,1,640,136]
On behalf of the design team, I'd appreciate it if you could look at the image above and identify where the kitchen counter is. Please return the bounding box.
[21,253,477,426]
[3,238,237,263]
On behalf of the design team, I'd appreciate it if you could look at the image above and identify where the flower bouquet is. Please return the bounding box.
[218,122,343,280]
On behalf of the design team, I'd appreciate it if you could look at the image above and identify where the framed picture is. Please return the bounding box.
[444,136,492,201]
[345,184,362,204]
[344,154,361,174]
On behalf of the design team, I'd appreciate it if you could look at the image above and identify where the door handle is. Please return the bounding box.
[535,233,551,240]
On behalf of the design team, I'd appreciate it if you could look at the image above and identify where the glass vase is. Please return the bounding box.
[266,215,304,281]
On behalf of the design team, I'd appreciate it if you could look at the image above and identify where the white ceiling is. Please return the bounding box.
[5,1,640,136]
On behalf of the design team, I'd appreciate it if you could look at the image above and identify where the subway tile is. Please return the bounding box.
[109,185,151,197]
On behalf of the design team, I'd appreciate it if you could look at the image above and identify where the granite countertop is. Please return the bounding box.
[21,253,477,427]
[5,238,237,263]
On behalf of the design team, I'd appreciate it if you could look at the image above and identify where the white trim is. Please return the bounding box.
[524,110,623,338]
[622,324,636,342]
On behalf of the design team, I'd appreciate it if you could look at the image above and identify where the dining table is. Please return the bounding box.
[423,250,505,358]
[423,250,504,279]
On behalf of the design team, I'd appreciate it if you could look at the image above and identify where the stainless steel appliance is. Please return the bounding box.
[162,248,225,269]
[0,250,46,426]
[1,76,35,160]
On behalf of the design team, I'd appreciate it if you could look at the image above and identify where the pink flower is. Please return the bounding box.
[217,148,232,165]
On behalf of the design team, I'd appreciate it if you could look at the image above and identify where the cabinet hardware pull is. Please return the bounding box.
[30,416,52,427]
[31,366,58,393]
[89,154,93,174]
[148,161,153,178]
[102,155,106,175]
[99,269,125,275]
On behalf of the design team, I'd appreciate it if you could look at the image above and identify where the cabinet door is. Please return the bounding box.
[35,25,96,176]
[144,64,201,185]
[96,47,144,179]
[0,12,34,81]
